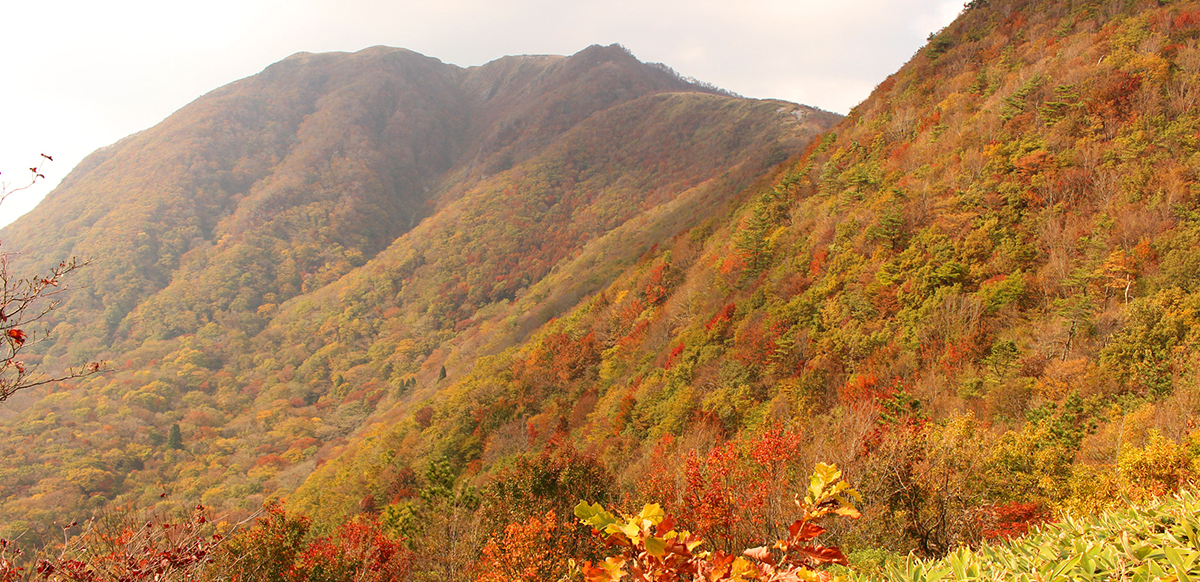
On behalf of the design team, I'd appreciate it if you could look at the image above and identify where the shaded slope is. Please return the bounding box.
[0,44,704,357]
[0,44,837,540]
[4,47,471,354]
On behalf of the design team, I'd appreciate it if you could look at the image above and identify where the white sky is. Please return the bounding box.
[0,0,964,228]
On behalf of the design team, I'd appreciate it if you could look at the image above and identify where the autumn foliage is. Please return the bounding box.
[574,462,860,582]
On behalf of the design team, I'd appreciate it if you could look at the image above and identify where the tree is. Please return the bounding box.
[0,158,104,402]
[168,423,184,450]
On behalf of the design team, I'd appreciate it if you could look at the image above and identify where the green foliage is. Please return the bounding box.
[859,490,1200,582]
[1100,290,1197,394]
[167,423,183,450]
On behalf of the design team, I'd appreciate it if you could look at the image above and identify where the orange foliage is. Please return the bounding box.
[474,510,574,582]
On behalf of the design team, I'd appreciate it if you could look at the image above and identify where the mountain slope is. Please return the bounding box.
[0,44,837,541]
[291,0,1200,565]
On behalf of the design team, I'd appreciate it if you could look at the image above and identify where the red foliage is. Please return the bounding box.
[808,249,828,276]
[838,373,881,405]
[518,331,601,387]
[635,434,680,506]
[5,330,25,347]
[290,520,412,582]
[643,263,673,305]
[981,501,1052,541]
[732,316,789,368]
[664,342,685,369]
[748,427,804,469]
[917,110,941,133]
[678,428,806,552]
[1090,71,1143,122]
[684,442,742,548]
[254,453,288,470]
[705,304,737,336]
[614,299,647,338]
[617,320,651,351]
[888,142,913,164]
[287,437,319,452]
[856,382,927,458]
[212,504,411,582]
[5,506,220,582]
[579,461,859,582]
[875,76,896,96]
[718,255,746,277]
[998,12,1028,36]
[1173,9,1200,33]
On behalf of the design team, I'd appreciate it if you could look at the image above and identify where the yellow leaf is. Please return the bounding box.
[834,505,862,519]
[731,557,760,580]
[637,503,665,525]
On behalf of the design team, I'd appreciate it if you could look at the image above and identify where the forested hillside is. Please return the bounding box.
[9,0,1200,579]
[285,0,1200,575]
[0,42,836,559]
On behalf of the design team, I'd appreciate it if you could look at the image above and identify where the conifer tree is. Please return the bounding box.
[167,422,183,450]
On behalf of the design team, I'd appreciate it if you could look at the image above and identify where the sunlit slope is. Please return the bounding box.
[0,44,836,539]
[297,0,1200,557]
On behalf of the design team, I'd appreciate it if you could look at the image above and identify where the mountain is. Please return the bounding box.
[283,0,1200,571]
[11,0,1200,577]
[0,43,837,545]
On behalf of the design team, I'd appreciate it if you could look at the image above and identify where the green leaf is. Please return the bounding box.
[1045,555,1080,581]
[575,501,619,530]
[1162,546,1197,582]
[645,535,667,557]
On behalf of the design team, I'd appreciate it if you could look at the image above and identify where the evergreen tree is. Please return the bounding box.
[167,423,183,450]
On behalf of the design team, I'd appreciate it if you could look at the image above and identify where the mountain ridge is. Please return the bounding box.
[0,42,838,547]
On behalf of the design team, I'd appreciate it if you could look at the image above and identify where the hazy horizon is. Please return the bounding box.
[0,0,964,228]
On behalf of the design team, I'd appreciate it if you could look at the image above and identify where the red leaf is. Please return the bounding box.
[796,544,848,566]
[792,521,826,542]
[7,329,26,346]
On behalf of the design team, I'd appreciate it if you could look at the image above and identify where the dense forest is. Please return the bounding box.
[6,0,1200,579]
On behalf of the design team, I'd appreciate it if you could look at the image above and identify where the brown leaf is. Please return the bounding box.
[796,544,848,566]
[788,520,825,542]
[744,545,775,565]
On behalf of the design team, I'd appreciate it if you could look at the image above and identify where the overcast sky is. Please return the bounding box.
[0,0,964,227]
